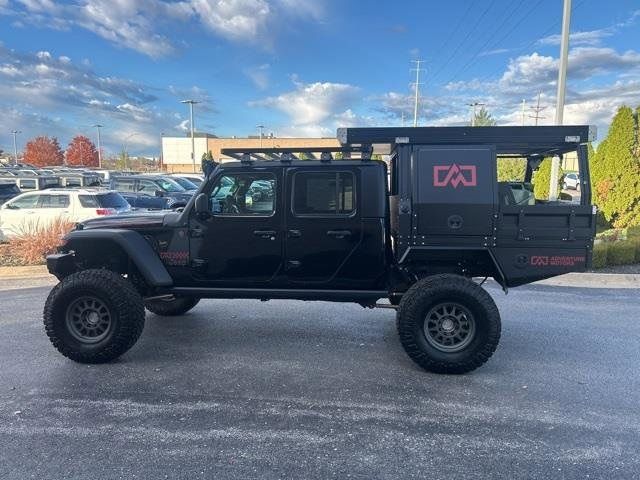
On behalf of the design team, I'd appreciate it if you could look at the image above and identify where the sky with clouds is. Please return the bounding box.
[0,0,639,157]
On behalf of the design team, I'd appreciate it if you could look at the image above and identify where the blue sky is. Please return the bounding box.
[1,0,639,157]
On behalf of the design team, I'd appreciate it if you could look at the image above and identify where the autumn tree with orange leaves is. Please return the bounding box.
[23,136,64,167]
[66,135,99,167]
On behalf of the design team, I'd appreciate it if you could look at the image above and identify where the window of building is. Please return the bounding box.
[293,171,354,216]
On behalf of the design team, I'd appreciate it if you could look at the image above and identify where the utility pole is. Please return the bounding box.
[11,130,20,166]
[529,91,546,126]
[549,0,572,202]
[257,125,265,148]
[521,99,526,126]
[93,124,103,168]
[401,111,405,127]
[467,102,485,126]
[411,60,424,127]
[181,99,200,173]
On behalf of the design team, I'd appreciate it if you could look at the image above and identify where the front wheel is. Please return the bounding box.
[43,269,145,364]
[145,297,200,316]
[396,274,501,374]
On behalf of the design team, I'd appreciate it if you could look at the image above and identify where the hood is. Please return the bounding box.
[78,211,167,230]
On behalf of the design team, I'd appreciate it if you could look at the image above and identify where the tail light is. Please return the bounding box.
[95,208,116,216]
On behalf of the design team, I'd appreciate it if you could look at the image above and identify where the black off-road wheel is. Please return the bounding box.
[144,297,200,316]
[397,274,501,374]
[43,269,145,364]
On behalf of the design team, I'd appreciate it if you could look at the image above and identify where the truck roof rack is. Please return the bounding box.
[220,145,373,164]
[337,125,596,157]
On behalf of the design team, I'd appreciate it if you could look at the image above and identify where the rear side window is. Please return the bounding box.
[38,194,70,208]
[293,171,355,216]
[79,193,129,209]
[113,179,136,192]
[19,179,37,190]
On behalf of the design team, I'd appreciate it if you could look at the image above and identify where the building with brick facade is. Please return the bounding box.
[161,134,340,173]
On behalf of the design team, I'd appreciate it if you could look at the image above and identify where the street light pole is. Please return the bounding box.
[122,132,139,170]
[181,100,200,173]
[11,130,20,166]
[550,0,572,202]
[93,124,103,168]
[257,125,265,148]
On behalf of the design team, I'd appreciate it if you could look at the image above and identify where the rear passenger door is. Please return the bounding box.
[36,193,71,225]
[285,168,364,287]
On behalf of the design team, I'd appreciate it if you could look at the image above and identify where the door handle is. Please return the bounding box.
[327,229,351,239]
[287,229,302,238]
[253,230,277,240]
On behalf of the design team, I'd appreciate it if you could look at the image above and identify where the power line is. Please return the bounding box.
[444,0,545,86]
[432,1,476,64]
[472,0,588,86]
[430,0,499,84]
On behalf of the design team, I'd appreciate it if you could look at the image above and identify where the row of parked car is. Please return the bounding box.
[0,164,205,240]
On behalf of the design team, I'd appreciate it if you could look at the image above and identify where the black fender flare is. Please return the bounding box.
[61,229,173,287]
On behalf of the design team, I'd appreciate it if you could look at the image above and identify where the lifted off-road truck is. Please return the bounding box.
[44,126,596,374]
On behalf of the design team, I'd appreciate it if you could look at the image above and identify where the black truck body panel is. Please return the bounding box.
[48,125,597,299]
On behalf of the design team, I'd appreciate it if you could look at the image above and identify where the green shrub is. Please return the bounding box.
[633,237,640,263]
[533,158,563,201]
[627,225,640,238]
[606,241,636,266]
[497,158,527,182]
[592,243,608,269]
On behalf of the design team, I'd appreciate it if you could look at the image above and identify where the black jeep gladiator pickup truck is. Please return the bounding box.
[44,126,596,374]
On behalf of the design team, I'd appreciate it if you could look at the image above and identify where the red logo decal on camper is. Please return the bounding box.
[433,164,477,188]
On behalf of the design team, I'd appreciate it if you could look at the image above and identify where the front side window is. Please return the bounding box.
[7,194,40,209]
[293,171,355,216]
[209,173,275,216]
[138,180,160,195]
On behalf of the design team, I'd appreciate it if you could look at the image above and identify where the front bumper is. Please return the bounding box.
[46,252,76,280]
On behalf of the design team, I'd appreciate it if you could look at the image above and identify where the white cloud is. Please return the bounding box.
[251,79,360,134]
[538,29,613,47]
[0,46,188,154]
[3,0,325,57]
[245,63,271,90]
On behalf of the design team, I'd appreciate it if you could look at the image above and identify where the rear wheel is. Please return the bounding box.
[43,269,145,364]
[396,274,501,374]
[145,297,200,316]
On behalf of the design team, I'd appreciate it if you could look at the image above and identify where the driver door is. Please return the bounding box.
[189,169,283,287]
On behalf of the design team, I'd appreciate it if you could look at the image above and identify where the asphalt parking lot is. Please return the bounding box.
[1,282,639,479]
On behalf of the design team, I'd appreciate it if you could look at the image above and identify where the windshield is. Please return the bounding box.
[79,192,130,209]
[0,184,20,195]
[172,177,198,190]
[155,177,185,192]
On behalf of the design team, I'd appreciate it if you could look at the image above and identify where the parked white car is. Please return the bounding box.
[563,172,581,191]
[0,189,130,240]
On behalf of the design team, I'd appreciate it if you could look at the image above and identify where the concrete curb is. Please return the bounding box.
[533,272,640,289]
[0,265,638,288]
[0,264,50,280]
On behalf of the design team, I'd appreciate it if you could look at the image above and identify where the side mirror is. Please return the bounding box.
[194,193,210,218]
[155,190,164,197]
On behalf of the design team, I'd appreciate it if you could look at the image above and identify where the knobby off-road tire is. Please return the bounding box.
[43,269,145,364]
[144,297,200,316]
[397,274,501,374]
